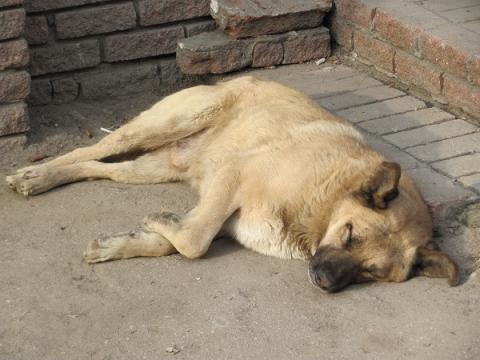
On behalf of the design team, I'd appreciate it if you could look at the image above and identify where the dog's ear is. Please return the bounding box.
[354,162,401,209]
[414,246,460,286]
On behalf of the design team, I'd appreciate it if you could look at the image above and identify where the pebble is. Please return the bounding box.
[165,345,180,354]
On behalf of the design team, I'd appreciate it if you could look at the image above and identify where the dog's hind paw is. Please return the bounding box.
[6,168,50,196]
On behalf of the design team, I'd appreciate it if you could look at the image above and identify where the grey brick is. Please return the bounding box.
[282,27,331,65]
[78,64,159,99]
[52,78,78,104]
[56,3,136,39]
[336,96,426,123]
[431,154,480,178]
[384,119,478,148]
[421,0,479,12]
[30,40,100,76]
[25,0,109,13]
[28,78,52,105]
[138,0,210,27]
[0,0,23,8]
[458,173,480,193]
[407,132,480,162]
[319,85,405,111]
[0,39,29,71]
[176,30,253,75]
[359,107,455,135]
[0,71,30,103]
[185,19,217,37]
[306,74,381,99]
[0,102,29,136]
[211,0,331,38]
[407,167,474,203]
[0,9,25,41]
[25,15,49,45]
[104,27,184,62]
[363,133,421,170]
[442,5,480,23]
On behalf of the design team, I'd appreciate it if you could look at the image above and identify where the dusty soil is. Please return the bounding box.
[1,64,479,360]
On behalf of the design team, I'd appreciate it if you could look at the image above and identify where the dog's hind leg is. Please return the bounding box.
[7,83,234,194]
[16,84,232,171]
[6,149,183,196]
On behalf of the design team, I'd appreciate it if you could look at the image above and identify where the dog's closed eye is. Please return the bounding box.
[345,223,361,249]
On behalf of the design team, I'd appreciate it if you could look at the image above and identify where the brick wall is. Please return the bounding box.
[0,0,30,148]
[329,0,480,120]
[25,0,216,105]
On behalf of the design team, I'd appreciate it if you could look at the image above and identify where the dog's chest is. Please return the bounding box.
[223,209,308,260]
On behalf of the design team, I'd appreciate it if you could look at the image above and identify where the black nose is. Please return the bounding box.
[309,247,359,292]
[309,262,343,292]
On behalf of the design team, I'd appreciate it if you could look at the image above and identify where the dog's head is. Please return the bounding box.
[309,161,459,293]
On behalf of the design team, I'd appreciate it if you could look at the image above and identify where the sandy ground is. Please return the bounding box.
[1,64,479,360]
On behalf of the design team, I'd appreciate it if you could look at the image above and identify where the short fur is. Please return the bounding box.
[6,77,459,291]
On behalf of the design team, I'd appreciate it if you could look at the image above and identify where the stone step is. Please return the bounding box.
[176,27,330,75]
[210,0,333,39]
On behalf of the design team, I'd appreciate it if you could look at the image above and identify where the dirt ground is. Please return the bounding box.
[1,64,479,360]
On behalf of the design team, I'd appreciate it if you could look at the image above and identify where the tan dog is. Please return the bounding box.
[6,76,459,292]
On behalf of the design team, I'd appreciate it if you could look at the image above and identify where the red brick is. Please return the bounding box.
[138,0,210,27]
[252,42,283,68]
[56,3,136,39]
[25,0,108,13]
[0,102,29,136]
[104,27,184,62]
[30,40,100,76]
[420,31,468,79]
[283,27,331,65]
[374,9,422,54]
[0,39,29,71]
[330,15,353,50]
[25,15,48,45]
[333,0,374,29]
[443,74,480,117]
[0,8,25,40]
[0,71,30,103]
[395,51,442,95]
[354,31,395,72]
[471,55,480,86]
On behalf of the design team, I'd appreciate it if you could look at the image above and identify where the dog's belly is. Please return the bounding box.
[223,209,308,260]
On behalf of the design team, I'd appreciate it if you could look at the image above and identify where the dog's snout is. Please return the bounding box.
[309,247,360,292]
[309,266,334,290]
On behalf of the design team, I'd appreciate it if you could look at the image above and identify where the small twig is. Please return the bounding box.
[100,127,113,134]
[29,153,49,162]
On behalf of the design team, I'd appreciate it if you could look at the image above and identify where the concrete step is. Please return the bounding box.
[176,27,330,75]
[210,0,332,39]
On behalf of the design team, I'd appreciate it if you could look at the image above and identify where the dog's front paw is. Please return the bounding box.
[143,211,180,234]
[83,232,132,263]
